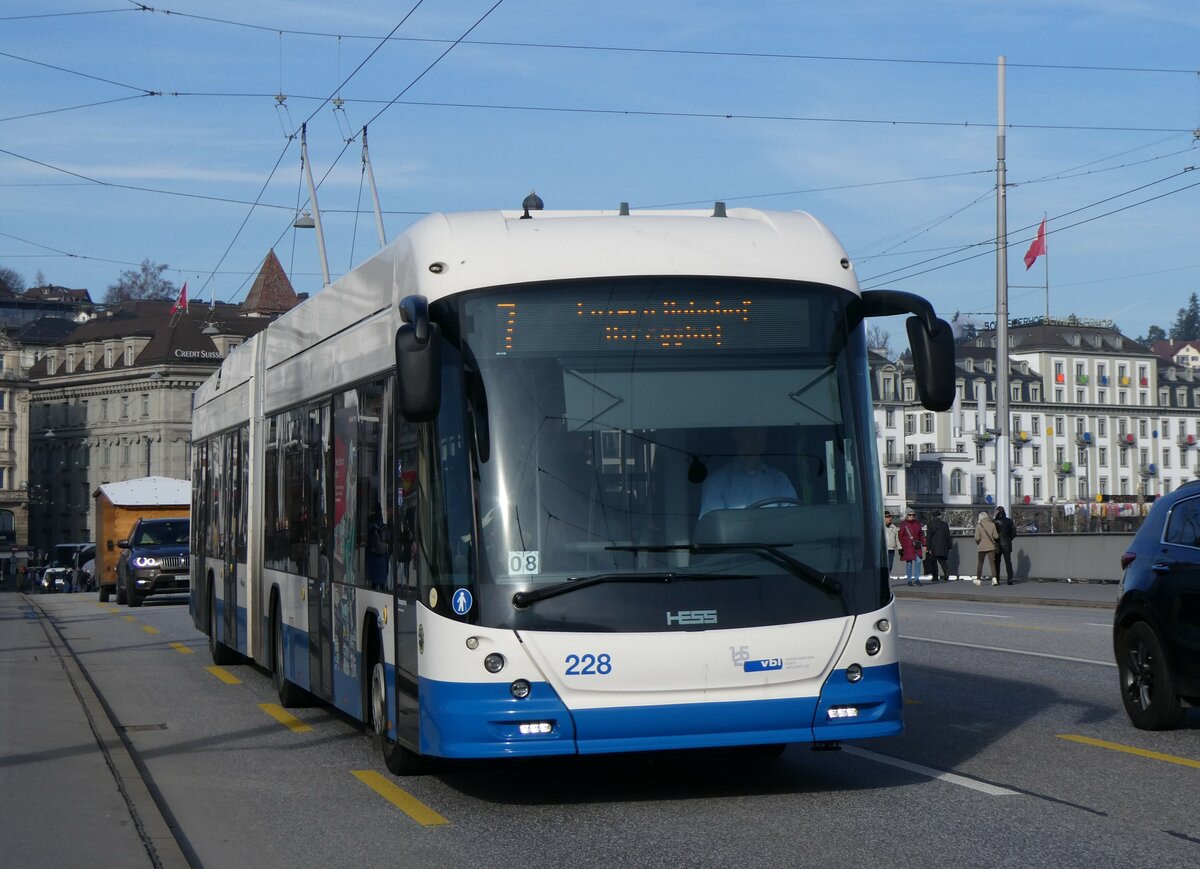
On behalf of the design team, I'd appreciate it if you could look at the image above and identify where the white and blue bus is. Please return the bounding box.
[190,203,953,774]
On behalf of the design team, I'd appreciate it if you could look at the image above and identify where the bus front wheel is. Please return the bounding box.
[369,648,425,776]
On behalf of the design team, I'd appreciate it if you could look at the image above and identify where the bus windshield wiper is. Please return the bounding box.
[511,571,749,608]
[606,543,846,608]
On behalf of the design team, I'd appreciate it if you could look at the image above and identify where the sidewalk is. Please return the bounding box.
[0,589,186,868]
[890,575,1119,609]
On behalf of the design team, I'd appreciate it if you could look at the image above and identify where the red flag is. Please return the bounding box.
[1023,218,1046,270]
[170,282,188,314]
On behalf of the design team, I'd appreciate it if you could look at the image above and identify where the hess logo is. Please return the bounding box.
[665,609,718,626]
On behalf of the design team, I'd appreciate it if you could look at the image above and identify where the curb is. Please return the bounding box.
[30,596,192,869]
[892,585,1117,609]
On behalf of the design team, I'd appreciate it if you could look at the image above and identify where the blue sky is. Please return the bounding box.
[3,1,1199,342]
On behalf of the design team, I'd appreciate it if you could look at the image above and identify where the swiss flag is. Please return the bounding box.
[1023,218,1047,270]
[170,282,188,314]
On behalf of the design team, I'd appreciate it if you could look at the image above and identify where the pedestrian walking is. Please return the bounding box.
[993,506,1017,585]
[883,510,900,576]
[899,508,925,586]
[925,510,951,581]
[974,510,999,586]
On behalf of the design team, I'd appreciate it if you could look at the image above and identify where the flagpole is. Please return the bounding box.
[1043,211,1050,323]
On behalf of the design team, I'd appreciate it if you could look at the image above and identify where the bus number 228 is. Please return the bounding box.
[565,653,613,675]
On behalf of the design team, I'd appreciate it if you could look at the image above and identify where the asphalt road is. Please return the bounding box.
[28,594,1200,868]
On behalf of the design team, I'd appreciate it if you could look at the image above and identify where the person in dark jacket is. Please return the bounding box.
[925,510,952,582]
[993,506,1017,585]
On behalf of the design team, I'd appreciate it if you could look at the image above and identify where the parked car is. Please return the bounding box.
[116,517,191,607]
[1114,480,1200,729]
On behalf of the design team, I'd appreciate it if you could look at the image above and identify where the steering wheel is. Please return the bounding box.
[746,497,806,509]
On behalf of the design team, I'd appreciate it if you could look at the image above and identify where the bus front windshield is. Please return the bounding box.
[438,277,885,631]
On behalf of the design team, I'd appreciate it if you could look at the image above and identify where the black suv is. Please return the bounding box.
[1115,480,1200,729]
[116,517,191,607]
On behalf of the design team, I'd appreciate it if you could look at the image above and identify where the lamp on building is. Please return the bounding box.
[202,322,219,336]
[43,429,55,439]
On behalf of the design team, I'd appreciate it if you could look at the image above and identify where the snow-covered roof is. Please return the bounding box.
[95,476,190,507]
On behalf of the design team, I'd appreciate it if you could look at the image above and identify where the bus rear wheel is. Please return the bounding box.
[369,649,425,776]
[271,599,305,708]
[208,580,237,666]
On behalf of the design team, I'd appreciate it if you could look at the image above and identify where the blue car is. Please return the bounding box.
[1114,480,1200,729]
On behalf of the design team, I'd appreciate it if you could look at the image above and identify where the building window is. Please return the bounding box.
[121,444,131,466]
[1055,388,1064,402]
[885,408,895,428]
[1032,445,1041,464]
[1100,477,1109,495]
[1098,418,1107,437]
[1120,478,1129,495]
[100,398,108,421]
[1076,389,1085,403]
[921,412,934,434]
[1098,390,1106,404]
[141,394,150,418]
[1163,449,1171,469]
[120,396,129,419]
[1057,476,1066,499]
[950,469,964,495]
[905,414,915,436]
[1099,447,1107,465]
[1033,477,1042,499]
[1014,478,1024,499]
[1139,419,1148,437]
[886,474,897,496]
[1032,416,1041,435]
[1079,478,1089,499]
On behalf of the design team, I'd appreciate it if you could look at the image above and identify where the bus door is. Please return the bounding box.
[306,403,333,701]
[221,430,240,651]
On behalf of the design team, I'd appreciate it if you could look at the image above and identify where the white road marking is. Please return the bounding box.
[1084,623,1111,628]
[936,610,1013,618]
[902,634,1116,667]
[843,746,1019,796]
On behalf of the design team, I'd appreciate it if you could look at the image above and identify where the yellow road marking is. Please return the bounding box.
[169,642,194,655]
[259,703,313,733]
[205,665,241,685]
[123,615,137,622]
[142,625,160,635]
[1058,734,1200,769]
[103,607,121,614]
[904,698,922,705]
[352,770,449,826]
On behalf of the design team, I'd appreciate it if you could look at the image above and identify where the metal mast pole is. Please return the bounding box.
[300,123,332,286]
[362,126,387,249]
[995,56,1011,514]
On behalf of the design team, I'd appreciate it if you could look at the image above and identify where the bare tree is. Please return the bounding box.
[866,324,891,356]
[104,259,176,305]
[0,264,25,295]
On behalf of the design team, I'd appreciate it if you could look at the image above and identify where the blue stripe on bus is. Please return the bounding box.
[281,622,310,692]
[417,661,903,758]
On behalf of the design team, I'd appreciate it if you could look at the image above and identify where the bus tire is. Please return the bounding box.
[208,579,237,666]
[368,638,425,776]
[271,597,305,708]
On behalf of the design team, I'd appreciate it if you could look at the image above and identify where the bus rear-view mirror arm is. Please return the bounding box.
[860,289,956,413]
[396,294,442,422]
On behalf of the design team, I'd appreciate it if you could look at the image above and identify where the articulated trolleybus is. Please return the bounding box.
[191,203,953,774]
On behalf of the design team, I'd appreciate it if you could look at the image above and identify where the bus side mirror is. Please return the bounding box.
[860,289,956,412]
[905,315,955,411]
[395,295,442,422]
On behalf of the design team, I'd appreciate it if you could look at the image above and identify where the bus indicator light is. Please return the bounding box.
[827,706,859,719]
[518,721,552,734]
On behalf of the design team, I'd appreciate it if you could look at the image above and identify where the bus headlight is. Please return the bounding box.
[875,618,891,633]
[846,663,863,683]
[484,653,505,674]
[865,636,881,656]
[510,679,531,699]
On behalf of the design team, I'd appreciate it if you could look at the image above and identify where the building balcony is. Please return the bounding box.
[1179,434,1197,449]
[973,431,995,445]
[1076,375,1088,385]
[1119,376,1131,386]
[1075,432,1094,446]
[1139,377,1149,387]
[1014,431,1032,443]
[1057,461,1073,476]
[1141,463,1158,477]
[1099,375,1110,386]
[1120,433,1136,447]
[1054,373,1065,383]
[883,454,905,468]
